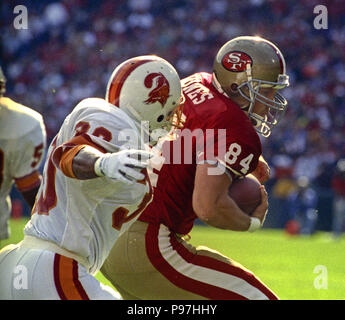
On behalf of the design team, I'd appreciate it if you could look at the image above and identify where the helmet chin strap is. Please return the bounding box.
[214,69,267,136]
[245,63,256,112]
[242,64,258,124]
[214,65,276,138]
[212,73,230,98]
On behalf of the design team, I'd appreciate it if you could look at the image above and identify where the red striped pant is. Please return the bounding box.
[101,220,278,300]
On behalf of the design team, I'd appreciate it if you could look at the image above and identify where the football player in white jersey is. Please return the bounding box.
[0,67,46,241]
[0,55,183,299]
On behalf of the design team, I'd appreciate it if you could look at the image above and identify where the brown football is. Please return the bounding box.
[228,174,262,215]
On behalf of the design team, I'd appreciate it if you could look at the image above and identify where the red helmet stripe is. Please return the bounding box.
[276,51,285,74]
[107,58,151,106]
[265,42,285,74]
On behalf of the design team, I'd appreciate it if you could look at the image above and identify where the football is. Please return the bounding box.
[228,174,262,215]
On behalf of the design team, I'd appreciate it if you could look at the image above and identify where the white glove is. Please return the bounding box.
[94,149,152,184]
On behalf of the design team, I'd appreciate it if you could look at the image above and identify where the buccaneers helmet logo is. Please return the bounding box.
[144,72,170,108]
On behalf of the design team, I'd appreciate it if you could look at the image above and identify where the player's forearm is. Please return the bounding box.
[193,163,252,231]
[194,192,251,231]
[71,147,101,180]
[61,144,150,183]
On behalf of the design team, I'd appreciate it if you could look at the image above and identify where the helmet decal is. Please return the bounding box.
[221,51,253,72]
[144,72,171,108]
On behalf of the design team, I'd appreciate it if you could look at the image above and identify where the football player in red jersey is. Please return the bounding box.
[101,36,290,300]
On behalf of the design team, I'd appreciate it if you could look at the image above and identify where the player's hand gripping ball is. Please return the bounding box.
[228,174,262,215]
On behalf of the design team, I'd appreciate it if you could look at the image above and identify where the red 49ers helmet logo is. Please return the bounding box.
[144,72,170,108]
[222,51,253,72]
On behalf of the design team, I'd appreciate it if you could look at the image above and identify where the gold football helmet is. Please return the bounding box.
[213,36,289,137]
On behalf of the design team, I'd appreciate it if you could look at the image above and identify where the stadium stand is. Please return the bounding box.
[1,0,344,231]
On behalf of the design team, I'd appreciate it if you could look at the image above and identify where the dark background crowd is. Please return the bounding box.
[1,0,344,235]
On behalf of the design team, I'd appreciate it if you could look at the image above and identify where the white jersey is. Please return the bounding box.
[0,97,46,239]
[24,98,152,275]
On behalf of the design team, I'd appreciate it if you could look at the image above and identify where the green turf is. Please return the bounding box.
[189,225,345,300]
[2,218,345,299]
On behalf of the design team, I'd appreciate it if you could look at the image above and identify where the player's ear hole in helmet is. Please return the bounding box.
[157,115,164,122]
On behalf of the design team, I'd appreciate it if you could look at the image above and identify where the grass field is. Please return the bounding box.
[1,218,345,300]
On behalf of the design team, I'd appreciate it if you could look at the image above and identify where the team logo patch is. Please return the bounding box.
[144,72,170,108]
[222,51,253,72]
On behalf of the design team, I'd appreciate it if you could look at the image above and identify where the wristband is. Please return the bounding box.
[248,217,261,233]
[94,156,105,177]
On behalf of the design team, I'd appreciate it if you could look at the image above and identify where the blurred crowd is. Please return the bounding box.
[1,0,344,233]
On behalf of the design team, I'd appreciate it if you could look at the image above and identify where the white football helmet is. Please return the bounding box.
[106,55,184,144]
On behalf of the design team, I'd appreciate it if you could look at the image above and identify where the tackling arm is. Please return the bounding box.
[71,146,101,180]
[53,140,151,184]
[192,163,268,231]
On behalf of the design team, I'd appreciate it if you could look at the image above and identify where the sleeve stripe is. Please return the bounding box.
[226,166,242,176]
[216,158,243,176]
[52,134,107,179]
[59,145,86,179]
[15,171,41,192]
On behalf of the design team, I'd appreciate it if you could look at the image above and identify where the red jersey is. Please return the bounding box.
[139,72,262,235]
